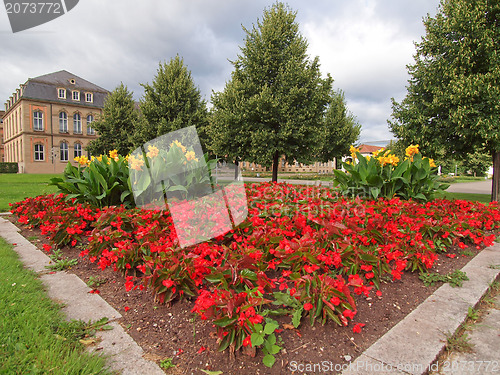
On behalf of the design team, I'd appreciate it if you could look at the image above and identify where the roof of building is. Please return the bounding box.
[29,70,108,93]
[359,144,384,154]
[19,70,109,108]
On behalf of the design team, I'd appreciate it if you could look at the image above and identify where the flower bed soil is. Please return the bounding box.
[11,216,480,375]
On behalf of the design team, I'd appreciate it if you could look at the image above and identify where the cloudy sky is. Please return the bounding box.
[1,0,441,145]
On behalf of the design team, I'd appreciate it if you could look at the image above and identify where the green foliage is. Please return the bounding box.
[0,162,18,173]
[46,249,78,271]
[209,2,333,181]
[333,149,449,201]
[419,269,469,287]
[133,56,209,150]
[0,238,111,374]
[316,90,361,163]
[86,83,139,156]
[49,154,133,208]
[250,319,281,368]
[159,357,176,370]
[389,0,500,197]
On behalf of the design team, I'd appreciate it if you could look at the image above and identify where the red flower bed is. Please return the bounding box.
[10,182,500,360]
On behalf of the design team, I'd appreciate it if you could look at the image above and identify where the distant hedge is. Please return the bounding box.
[0,163,18,174]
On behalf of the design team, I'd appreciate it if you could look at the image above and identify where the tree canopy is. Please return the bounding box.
[86,83,138,156]
[389,0,500,199]
[208,2,333,181]
[132,56,209,150]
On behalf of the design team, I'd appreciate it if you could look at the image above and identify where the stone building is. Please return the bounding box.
[2,70,108,173]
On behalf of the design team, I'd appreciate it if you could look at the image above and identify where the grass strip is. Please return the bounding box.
[0,237,111,374]
[0,174,60,212]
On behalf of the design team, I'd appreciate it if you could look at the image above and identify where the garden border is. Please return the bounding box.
[1,214,499,375]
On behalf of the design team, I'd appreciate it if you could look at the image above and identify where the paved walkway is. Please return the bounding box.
[243,177,493,195]
[445,180,492,195]
[431,294,500,375]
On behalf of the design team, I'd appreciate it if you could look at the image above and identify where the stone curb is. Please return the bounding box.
[341,243,500,375]
[0,217,164,375]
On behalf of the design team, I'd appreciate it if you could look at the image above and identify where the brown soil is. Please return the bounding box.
[9,215,483,375]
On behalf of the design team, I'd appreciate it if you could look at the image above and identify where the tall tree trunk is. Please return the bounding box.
[491,151,500,202]
[271,151,279,182]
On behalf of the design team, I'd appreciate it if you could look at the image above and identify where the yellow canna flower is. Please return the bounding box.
[372,148,385,157]
[428,158,437,168]
[170,140,187,153]
[128,154,144,171]
[146,145,159,158]
[74,155,89,166]
[109,149,118,159]
[405,144,419,161]
[185,150,197,162]
[349,145,360,160]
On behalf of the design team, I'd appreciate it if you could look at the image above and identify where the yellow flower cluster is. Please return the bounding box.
[405,144,419,161]
[349,145,360,160]
[74,155,90,166]
[377,149,400,167]
[170,140,187,153]
[428,158,437,168]
[109,149,119,161]
[146,145,159,158]
[128,154,144,171]
[185,150,198,162]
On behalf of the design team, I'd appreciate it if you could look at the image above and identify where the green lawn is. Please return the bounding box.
[0,174,60,212]
[438,191,491,203]
[0,237,111,374]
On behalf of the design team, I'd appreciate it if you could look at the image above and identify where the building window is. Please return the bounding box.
[59,112,68,133]
[85,92,93,103]
[33,111,43,131]
[72,91,80,101]
[74,143,82,158]
[73,113,82,134]
[60,142,69,162]
[58,88,66,99]
[34,143,44,161]
[87,115,95,135]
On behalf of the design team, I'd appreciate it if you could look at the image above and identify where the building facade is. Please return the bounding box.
[2,70,108,173]
[0,110,4,162]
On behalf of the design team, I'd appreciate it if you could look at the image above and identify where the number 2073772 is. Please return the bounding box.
[5,2,62,14]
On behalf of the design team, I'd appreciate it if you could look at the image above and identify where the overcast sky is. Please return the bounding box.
[1,0,441,145]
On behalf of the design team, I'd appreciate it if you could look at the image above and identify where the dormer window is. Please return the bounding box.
[58,88,66,99]
[72,91,80,101]
[85,92,93,103]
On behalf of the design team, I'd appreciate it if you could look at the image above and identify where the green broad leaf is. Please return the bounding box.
[269,344,281,355]
[200,370,223,375]
[240,269,257,280]
[251,332,264,347]
[292,307,303,328]
[263,354,276,368]
[263,321,279,335]
[214,316,238,328]
[218,331,233,352]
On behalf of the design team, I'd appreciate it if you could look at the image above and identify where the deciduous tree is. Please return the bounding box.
[209,2,332,182]
[389,0,500,200]
[86,83,138,156]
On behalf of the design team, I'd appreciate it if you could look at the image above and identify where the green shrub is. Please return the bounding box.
[333,145,449,201]
[0,162,18,174]
[49,151,133,208]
